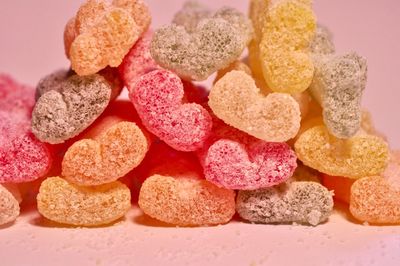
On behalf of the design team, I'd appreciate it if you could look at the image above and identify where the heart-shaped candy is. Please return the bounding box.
[32,74,112,144]
[130,69,212,151]
[151,6,252,81]
[209,70,301,142]
[62,121,149,186]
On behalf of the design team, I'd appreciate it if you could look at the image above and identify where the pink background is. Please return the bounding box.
[1,1,400,265]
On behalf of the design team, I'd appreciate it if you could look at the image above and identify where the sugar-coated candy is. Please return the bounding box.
[172,1,211,34]
[0,74,35,116]
[138,175,235,226]
[290,163,320,183]
[2,184,22,204]
[257,0,316,93]
[0,111,52,183]
[62,120,149,186]
[119,30,161,90]
[32,73,112,144]
[350,176,400,224]
[204,140,297,190]
[0,184,20,225]
[214,60,252,84]
[130,70,212,151]
[295,125,388,178]
[151,4,253,80]
[309,25,335,54]
[66,0,151,75]
[236,181,333,226]
[322,174,354,204]
[310,52,367,138]
[37,177,131,226]
[209,70,301,142]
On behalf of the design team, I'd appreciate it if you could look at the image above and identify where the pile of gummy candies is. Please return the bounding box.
[1,0,399,228]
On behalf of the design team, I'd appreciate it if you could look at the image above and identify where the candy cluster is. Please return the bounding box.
[1,0,398,227]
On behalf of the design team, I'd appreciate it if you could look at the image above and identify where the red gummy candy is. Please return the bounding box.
[130,69,212,151]
[0,74,35,116]
[0,111,52,183]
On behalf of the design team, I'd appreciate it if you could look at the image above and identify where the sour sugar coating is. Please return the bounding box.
[0,184,20,225]
[209,70,301,142]
[322,174,354,204]
[295,125,388,178]
[66,0,151,75]
[32,73,112,144]
[309,25,335,55]
[62,121,149,186]
[204,140,297,190]
[172,1,211,34]
[119,30,162,91]
[138,175,235,226]
[130,70,212,151]
[310,52,367,139]
[214,60,252,84]
[0,111,52,183]
[151,5,253,81]
[350,176,400,224]
[258,0,316,93]
[0,74,35,116]
[37,177,131,226]
[236,181,334,226]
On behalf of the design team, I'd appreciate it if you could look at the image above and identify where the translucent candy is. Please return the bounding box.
[37,177,131,226]
[321,174,354,204]
[309,52,367,138]
[309,25,335,55]
[236,181,333,226]
[66,0,151,75]
[130,70,212,151]
[209,70,301,142]
[119,30,161,91]
[0,74,35,117]
[295,125,388,178]
[62,121,149,186]
[256,0,316,93]
[151,5,253,80]
[138,174,235,226]
[350,176,400,224]
[204,139,297,190]
[32,73,112,144]
[0,184,20,225]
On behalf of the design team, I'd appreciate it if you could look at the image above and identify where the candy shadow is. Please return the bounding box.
[132,213,176,228]
[29,215,126,229]
[0,221,16,230]
[333,200,363,225]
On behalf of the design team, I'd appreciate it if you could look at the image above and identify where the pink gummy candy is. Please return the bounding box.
[0,74,35,116]
[130,69,212,151]
[204,139,297,190]
[0,111,52,183]
[119,30,162,90]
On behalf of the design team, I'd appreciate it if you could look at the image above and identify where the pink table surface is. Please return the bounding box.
[1,1,400,265]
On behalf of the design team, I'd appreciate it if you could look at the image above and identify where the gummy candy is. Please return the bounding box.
[214,60,252,84]
[151,5,252,80]
[0,111,52,183]
[37,177,131,226]
[209,70,301,142]
[2,184,22,204]
[138,174,235,226]
[350,176,400,224]
[62,120,149,186]
[130,69,212,151]
[66,0,151,75]
[255,0,316,93]
[119,30,161,91]
[204,139,297,190]
[290,163,320,183]
[309,25,335,54]
[0,184,20,225]
[0,74,35,117]
[309,52,367,138]
[236,181,333,226]
[321,174,354,204]
[295,125,388,178]
[172,1,211,34]
[32,73,112,144]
